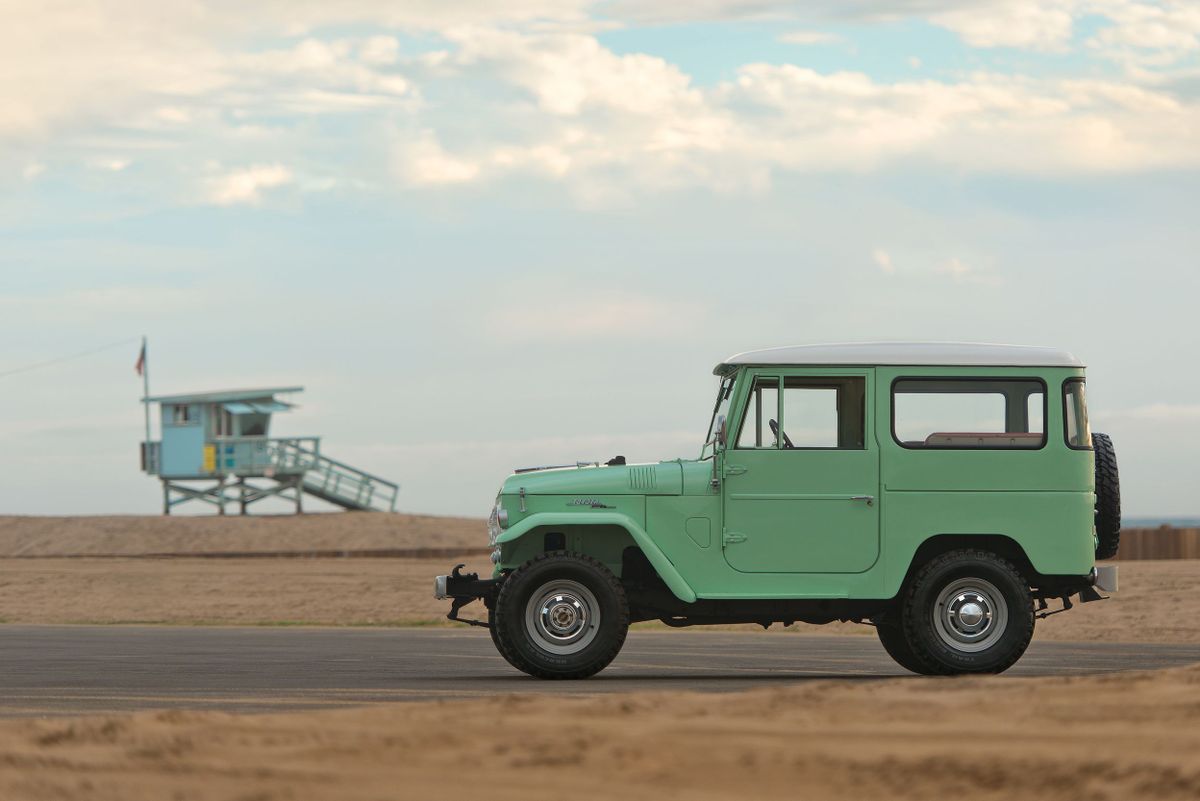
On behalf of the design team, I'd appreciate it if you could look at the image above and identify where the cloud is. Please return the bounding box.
[390,29,1200,200]
[89,157,131,172]
[486,288,705,342]
[394,131,481,185]
[204,164,293,205]
[1086,1,1200,74]
[934,256,1002,285]
[0,286,205,324]
[929,1,1077,50]
[4,1,1200,208]
[606,0,1197,63]
[779,30,843,45]
[872,248,895,273]
[606,0,959,25]
[866,249,1002,284]
[0,1,584,141]
[360,36,400,66]
[21,162,45,180]
[227,37,414,110]
[723,63,1198,174]
[1098,403,1200,421]
[448,27,707,117]
[940,257,970,276]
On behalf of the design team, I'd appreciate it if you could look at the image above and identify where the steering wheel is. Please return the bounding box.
[768,419,794,449]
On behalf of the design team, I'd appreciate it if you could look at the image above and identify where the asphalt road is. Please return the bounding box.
[1,625,1198,717]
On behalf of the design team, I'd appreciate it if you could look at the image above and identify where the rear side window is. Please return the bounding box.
[1063,379,1091,449]
[893,379,1046,449]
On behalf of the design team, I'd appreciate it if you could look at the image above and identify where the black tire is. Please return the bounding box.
[488,606,526,671]
[1092,432,1121,560]
[492,551,629,679]
[901,549,1034,675]
[875,618,928,674]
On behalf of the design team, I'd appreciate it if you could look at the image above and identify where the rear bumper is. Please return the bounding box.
[1092,564,1118,593]
[434,564,499,601]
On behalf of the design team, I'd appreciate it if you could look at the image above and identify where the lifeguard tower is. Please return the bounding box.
[140,386,398,515]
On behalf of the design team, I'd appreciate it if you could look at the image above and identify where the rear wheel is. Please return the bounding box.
[875,618,928,674]
[492,551,629,679]
[901,550,1034,675]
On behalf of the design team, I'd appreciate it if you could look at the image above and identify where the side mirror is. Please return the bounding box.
[709,415,728,490]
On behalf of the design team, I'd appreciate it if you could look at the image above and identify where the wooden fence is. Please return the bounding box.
[1113,527,1200,560]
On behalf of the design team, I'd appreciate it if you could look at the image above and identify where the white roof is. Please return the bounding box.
[715,342,1083,373]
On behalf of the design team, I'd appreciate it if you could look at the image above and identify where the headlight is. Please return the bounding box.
[487,494,505,546]
[487,507,501,546]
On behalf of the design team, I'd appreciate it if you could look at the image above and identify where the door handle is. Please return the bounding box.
[850,495,875,506]
[724,465,747,476]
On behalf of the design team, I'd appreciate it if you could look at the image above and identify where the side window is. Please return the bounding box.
[736,377,779,448]
[737,376,866,449]
[781,377,866,449]
[171,404,192,425]
[893,379,1046,449]
[1063,379,1091,449]
[1027,393,1044,436]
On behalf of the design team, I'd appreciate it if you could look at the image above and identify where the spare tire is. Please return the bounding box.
[1093,432,1121,560]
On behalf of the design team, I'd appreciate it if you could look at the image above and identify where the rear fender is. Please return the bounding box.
[496,512,697,603]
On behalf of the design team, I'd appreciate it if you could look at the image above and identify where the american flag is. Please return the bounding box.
[135,342,146,376]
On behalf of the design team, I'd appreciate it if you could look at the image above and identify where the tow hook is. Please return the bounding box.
[437,564,500,629]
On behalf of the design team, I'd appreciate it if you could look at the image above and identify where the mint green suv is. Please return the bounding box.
[436,343,1120,678]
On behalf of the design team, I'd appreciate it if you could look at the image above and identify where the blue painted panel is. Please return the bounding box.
[161,424,206,477]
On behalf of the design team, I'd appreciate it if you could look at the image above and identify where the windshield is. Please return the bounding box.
[701,376,734,459]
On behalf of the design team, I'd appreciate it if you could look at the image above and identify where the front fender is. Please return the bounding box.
[496,512,697,603]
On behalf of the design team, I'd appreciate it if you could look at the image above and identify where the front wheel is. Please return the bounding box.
[488,607,525,671]
[492,551,629,679]
[901,550,1034,675]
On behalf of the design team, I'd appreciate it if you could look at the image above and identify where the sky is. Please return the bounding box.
[1,0,1198,519]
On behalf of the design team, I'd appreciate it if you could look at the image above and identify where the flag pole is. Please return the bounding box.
[141,335,151,448]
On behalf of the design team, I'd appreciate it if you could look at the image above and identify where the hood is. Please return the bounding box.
[501,461,683,496]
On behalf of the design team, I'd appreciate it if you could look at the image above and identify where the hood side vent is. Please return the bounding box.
[629,466,657,491]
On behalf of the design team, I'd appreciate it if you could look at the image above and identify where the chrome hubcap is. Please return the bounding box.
[544,596,584,636]
[525,579,600,655]
[933,578,1008,653]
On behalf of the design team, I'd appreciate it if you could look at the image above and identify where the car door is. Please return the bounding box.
[722,369,880,573]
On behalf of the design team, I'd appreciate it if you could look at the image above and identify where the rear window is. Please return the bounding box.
[1063,379,1091,449]
[893,378,1046,449]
